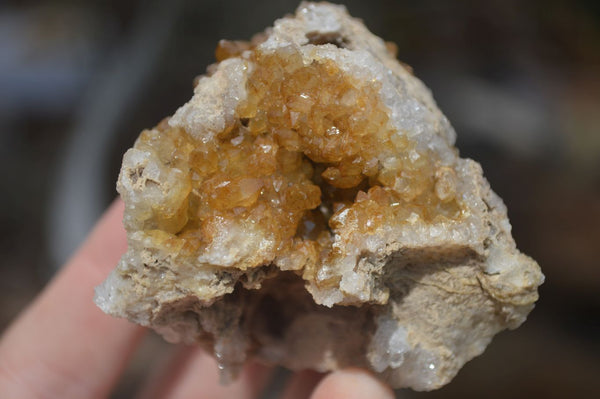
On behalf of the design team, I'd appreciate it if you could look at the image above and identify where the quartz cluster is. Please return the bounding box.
[95,2,543,391]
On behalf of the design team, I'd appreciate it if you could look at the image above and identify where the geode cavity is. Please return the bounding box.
[95,2,543,390]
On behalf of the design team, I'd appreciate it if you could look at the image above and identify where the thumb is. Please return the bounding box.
[310,368,395,399]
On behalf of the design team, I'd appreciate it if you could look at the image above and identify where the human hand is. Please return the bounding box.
[0,200,395,399]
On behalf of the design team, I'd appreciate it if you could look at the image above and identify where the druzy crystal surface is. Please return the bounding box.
[95,2,544,390]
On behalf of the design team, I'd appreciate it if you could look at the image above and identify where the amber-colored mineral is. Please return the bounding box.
[95,2,543,391]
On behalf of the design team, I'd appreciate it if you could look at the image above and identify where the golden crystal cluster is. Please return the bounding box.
[133,48,462,281]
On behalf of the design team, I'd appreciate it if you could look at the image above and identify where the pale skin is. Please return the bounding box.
[0,200,395,399]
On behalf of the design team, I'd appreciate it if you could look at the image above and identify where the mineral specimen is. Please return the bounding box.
[95,2,544,391]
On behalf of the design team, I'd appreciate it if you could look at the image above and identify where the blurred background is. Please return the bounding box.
[1,0,599,397]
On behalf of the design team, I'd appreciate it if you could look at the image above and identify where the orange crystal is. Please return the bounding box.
[133,47,464,275]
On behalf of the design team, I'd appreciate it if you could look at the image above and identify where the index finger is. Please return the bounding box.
[0,200,145,399]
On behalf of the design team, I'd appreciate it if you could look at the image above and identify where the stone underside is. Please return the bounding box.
[94,2,543,391]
